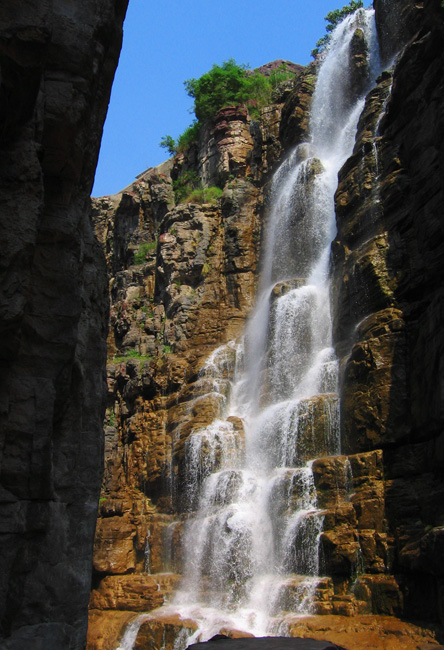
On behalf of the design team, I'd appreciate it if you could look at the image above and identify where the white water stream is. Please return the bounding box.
[122,8,382,649]
[172,8,380,642]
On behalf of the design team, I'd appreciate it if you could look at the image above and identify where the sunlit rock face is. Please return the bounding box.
[0,1,128,648]
[88,64,311,648]
[88,2,444,648]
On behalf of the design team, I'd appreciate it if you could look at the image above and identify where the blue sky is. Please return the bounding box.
[92,0,347,197]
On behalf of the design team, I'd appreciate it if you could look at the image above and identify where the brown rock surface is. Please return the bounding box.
[87,80,290,647]
[88,3,444,646]
[332,0,444,630]
[89,575,164,611]
[286,615,440,650]
[0,0,127,648]
[87,611,137,650]
[280,67,317,150]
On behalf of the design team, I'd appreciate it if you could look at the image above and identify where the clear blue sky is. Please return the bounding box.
[92,0,347,197]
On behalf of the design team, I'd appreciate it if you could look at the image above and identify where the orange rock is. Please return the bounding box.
[90,574,164,612]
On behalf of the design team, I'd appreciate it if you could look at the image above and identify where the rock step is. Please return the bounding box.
[151,573,182,597]
[271,279,307,299]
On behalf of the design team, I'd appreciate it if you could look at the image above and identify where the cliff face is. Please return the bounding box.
[88,3,444,649]
[0,2,128,648]
[87,72,318,648]
[333,0,444,626]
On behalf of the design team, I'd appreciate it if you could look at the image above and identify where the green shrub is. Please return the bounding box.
[177,121,201,152]
[106,409,115,427]
[134,240,157,264]
[311,0,364,58]
[159,134,177,155]
[185,186,223,205]
[112,350,153,363]
[184,59,297,123]
[173,170,200,203]
[162,345,172,355]
[184,59,251,122]
[166,60,297,157]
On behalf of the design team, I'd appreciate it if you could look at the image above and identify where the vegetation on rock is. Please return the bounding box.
[172,170,223,205]
[172,170,200,203]
[134,240,157,264]
[311,0,364,58]
[160,59,297,155]
[184,186,223,205]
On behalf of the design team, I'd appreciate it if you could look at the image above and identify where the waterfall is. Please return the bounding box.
[157,8,381,645]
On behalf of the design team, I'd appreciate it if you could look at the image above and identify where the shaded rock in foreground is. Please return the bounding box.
[0,0,128,648]
[189,638,347,650]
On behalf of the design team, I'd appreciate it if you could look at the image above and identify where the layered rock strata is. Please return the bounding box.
[332,0,444,630]
[89,2,444,648]
[88,77,318,648]
[0,1,128,648]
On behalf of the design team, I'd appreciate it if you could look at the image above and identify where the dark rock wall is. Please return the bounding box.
[333,0,444,626]
[0,1,128,648]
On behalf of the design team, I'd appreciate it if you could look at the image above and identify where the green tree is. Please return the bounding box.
[184,59,251,122]
[159,134,176,156]
[311,0,364,58]
[176,120,201,152]
[161,60,297,157]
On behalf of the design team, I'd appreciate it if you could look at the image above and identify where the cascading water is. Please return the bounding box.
[142,7,381,646]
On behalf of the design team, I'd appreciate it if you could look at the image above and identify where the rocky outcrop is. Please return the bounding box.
[0,1,127,648]
[87,62,316,647]
[332,0,444,629]
[286,615,439,650]
[374,0,426,64]
[88,4,444,646]
[279,67,316,151]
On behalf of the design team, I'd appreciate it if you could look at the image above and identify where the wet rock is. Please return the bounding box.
[135,615,198,650]
[280,67,316,150]
[286,614,439,650]
[293,395,340,464]
[87,611,137,650]
[331,0,444,627]
[374,0,424,64]
[349,28,370,97]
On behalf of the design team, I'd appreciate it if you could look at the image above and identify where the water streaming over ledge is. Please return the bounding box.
[125,8,382,648]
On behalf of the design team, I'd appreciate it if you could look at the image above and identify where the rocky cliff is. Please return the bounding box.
[87,66,319,648]
[88,2,444,649]
[0,1,128,648]
[333,0,444,627]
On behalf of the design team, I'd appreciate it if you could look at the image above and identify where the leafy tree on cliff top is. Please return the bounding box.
[184,59,252,122]
[311,0,364,58]
[160,59,295,155]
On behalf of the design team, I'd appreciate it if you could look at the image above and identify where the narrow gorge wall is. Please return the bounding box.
[0,1,128,648]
